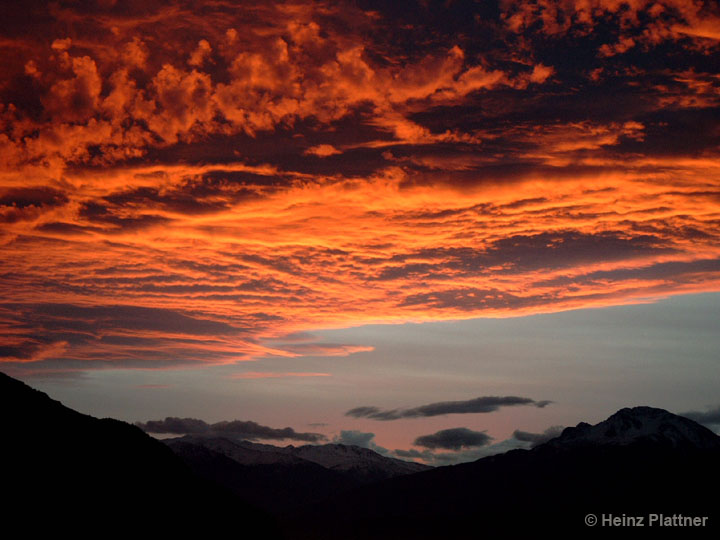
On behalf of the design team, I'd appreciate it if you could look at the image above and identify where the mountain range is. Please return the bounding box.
[165,435,429,513]
[3,371,717,538]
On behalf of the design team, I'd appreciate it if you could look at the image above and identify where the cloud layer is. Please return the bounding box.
[1,1,720,373]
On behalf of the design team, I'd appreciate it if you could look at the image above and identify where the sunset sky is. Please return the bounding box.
[2,0,720,463]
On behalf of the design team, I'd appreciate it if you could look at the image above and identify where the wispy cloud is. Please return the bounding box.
[229,372,331,379]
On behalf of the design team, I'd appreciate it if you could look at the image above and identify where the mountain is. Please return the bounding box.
[166,436,357,514]
[286,443,429,481]
[6,372,716,538]
[1,372,281,538]
[164,435,430,514]
[169,436,308,465]
[546,406,720,450]
[289,406,720,539]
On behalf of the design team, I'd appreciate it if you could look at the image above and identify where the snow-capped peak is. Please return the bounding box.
[543,406,720,450]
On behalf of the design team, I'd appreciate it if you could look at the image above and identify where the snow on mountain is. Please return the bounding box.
[166,435,430,481]
[166,436,306,465]
[543,406,720,450]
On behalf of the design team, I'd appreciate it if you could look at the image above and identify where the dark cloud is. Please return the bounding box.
[136,417,326,442]
[393,437,530,465]
[377,231,675,282]
[413,427,492,451]
[79,202,171,231]
[3,302,243,336]
[512,425,565,448]
[346,396,552,421]
[680,406,720,428]
[0,302,250,367]
[36,222,103,234]
[138,417,209,434]
[345,406,383,418]
[0,187,70,223]
[0,187,68,209]
[534,258,720,288]
[398,288,547,311]
[211,420,326,442]
[102,185,230,215]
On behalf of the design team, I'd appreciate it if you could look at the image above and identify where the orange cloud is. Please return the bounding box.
[502,0,720,52]
[2,155,718,369]
[188,39,212,67]
[673,18,720,41]
[0,3,558,168]
[1,0,719,373]
[304,144,342,157]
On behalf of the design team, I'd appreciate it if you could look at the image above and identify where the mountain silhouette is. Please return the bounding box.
[5,372,717,539]
[165,436,430,513]
[288,406,720,539]
[1,372,281,538]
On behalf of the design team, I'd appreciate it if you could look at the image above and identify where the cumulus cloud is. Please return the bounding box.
[333,430,390,455]
[413,428,493,451]
[333,430,375,447]
[502,0,720,52]
[346,396,552,421]
[188,39,212,67]
[136,417,326,442]
[0,2,564,168]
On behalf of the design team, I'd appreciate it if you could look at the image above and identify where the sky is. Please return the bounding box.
[1,0,719,464]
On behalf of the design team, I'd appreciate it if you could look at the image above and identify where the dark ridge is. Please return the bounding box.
[1,372,282,538]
